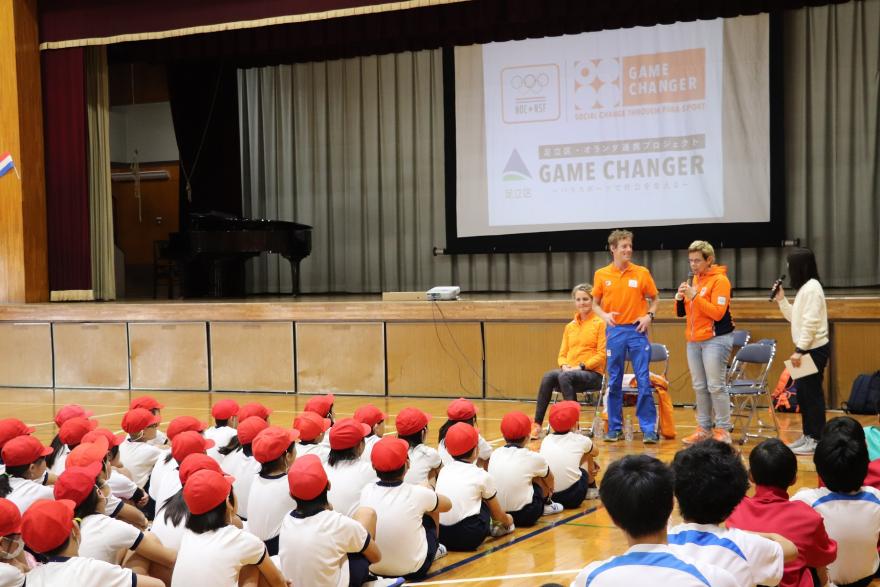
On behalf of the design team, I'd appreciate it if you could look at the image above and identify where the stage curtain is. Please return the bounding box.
[85,46,116,300]
[42,47,93,299]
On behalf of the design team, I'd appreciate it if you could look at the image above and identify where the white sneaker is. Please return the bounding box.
[791,436,817,455]
[543,501,564,516]
[489,520,515,537]
[433,543,448,561]
[363,579,405,587]
[786,435,807,449]
[586,487,599,500]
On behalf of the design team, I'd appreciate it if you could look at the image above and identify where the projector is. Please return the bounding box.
[426,286,461,301]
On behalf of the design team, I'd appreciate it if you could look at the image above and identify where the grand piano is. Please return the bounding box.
[169,212,312,297]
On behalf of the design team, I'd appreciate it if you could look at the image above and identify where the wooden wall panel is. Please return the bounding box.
[296,323,385,395]
[210,322,294,392]
[0,323,52,387]
[484,322,566,400]
[386,323,482,398]
[112,162,180,265]
[832,323,880,409]
[129,322,208,390]
[53,323,129,389]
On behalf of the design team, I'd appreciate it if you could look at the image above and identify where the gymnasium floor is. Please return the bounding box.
[6,388,876,586]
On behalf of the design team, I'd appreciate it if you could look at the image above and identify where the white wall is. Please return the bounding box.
[110,102,179,164]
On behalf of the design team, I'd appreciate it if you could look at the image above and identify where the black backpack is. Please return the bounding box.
[843,371,880,415]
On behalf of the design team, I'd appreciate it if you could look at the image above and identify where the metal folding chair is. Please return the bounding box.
[724,341,779,444]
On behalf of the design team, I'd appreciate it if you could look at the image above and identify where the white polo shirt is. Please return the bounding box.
[667,522,784,587]
[438,434,492,466]
[49,446,69,476]
[325,458,378,518]
[152,505,186,550]
[220,449,261,519]
[7,477,54,514]
[23,556,136,587]
[118,440,165,487]
[245,473,297,541]
[791,486,880,584]
[297,442,330,464]
[205,426,237,464]
[436,459,496,526]
[0,563,24,587]
[151,464,183,511]
[359,480,438,577]
[404,444,442,486]
[148,455,177,500]
[78,513,144,564]
[108,469,138,500]
[540,432,592,493]
[171,525,266,587]
[570,544,738,587]
[487,445,550,512]
[361,435,381,462]
[278,509,369,587]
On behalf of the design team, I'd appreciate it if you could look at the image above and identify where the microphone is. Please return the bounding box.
[769,274,786,302]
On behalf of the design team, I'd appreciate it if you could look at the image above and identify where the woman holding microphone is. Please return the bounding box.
[774,248,829,455]
[676,241,736,445]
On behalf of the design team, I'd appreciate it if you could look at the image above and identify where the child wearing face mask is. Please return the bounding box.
[0,497,35,586]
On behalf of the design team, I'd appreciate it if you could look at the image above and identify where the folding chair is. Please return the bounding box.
[724,341,779,445]
[726,330,751,372]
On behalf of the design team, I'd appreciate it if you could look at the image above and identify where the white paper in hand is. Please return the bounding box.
[784,354,818,380]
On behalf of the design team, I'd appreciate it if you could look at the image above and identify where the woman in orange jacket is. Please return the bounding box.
[676,241,736,445]
[531,284,606,439]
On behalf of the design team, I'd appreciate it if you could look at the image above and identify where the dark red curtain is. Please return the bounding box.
[41,48,91,292]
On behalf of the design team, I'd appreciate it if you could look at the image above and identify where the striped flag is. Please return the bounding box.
[0,152,14,178]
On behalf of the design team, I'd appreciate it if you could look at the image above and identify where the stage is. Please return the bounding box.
[0,293,878,407]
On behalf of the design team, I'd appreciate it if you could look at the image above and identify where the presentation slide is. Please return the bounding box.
[454,15,770,238]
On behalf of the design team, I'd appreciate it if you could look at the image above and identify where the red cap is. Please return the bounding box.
[445,422,479,457]
[0,419,35,449]
[287,454,328,500]
[66,438,110,468]
[54,404,93,427]
[178,453,222,485]
[395,408,430,436]
[252,427,300,463]
[2,435,53,467]
[303,394,334,418]
[121,408,161,434]
[21,499,76,553]
[183,469,234,515]
[354,405,386,428]
[166,416,209,440]
[237,416,269,445]
[211,399,240,420]
[58,417,98,446]
[549,401,580,432]
[53,462,102,505]
[293,412,331,442]
[370,437,409,472]
[130,395,164,411]
[171,431,215,463]
[238,403,272,422]
[81,428,125,447]
[329,418,371,450]
[0,498,22,536]
[501,411,533,440]
[446,398,477,421]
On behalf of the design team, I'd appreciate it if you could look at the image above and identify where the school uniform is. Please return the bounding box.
[148,455,178,504]
[6,477,54,514]
[245,473,297,555]
[359,480,440,580]
[325,459,378,517]
[667,522,784,587]
[107,469,138,500]
[49,446,69,476]
[151,506,186,550]
[436,459,495,551]
[570,544,739,587]
[487,445,550,527]
[278,509,372,587]
[118,440,165,487]
[438,435,492,467]
[727,485,837,587]
[297,441,330,464]
[220,449,261,519]
[78,513,144,564]
[147,429,169,447]
[171,525,267,587]
[539,432,592,508]
[204,426,237,463]
[23,556,137,587]
[404,444,442,486]
[791,486,880,586]
[361,435,381,462]
[0,564,23,587]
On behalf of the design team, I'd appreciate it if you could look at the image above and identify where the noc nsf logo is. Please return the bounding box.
[573,58,621,110]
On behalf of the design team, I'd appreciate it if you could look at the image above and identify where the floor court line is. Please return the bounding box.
[405,568,583,585]
[28,410,129,428]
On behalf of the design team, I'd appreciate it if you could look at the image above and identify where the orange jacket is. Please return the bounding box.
[558,312,606,373]
[676,265,735,342]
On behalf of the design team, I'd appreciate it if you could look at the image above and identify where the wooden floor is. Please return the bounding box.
[6,389,877,586]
